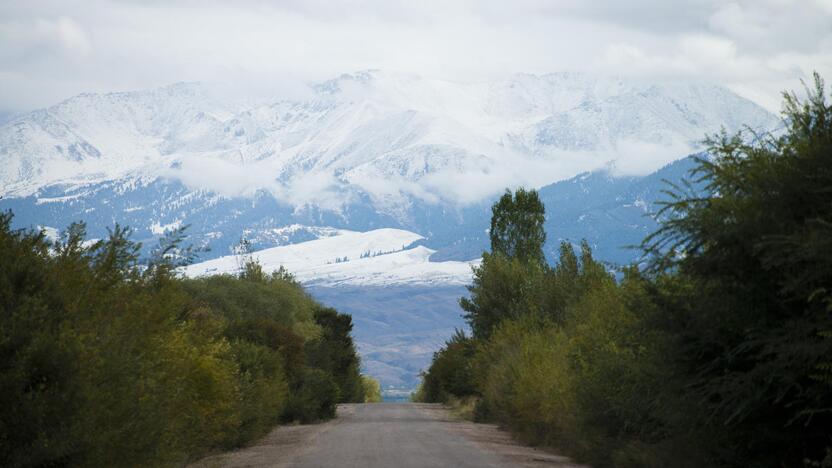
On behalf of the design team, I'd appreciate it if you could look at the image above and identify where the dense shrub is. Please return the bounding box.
[0,215,371,467]
[0,218,83,466]
[283,368,341,423]
[461,252,547,339]
[305,306,365,403]
[475,318,575,444]
[361,375,383,403]
[416,330,477,403]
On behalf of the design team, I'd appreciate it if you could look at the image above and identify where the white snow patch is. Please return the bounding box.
[182,228,477,287]
[36,193,86,204]
[150,219,183,235]
[38,225,60,242]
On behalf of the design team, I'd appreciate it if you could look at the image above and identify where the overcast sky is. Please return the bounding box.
[1,0,830,115]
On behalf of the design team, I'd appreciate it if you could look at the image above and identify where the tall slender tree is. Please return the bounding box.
[489,188,546,265]
[462,188,548,338]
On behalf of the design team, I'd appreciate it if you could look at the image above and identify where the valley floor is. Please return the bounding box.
[189,403,585,468]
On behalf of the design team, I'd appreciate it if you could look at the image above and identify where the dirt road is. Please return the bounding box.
[190,403,585,468]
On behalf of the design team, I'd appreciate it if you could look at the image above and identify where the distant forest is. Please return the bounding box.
[417,74,832,467]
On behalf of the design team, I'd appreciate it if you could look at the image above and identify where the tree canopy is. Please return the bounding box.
[489,188,546,265]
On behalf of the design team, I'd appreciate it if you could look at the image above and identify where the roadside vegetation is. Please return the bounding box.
[416,74,832,467]
[361,375,383,403]
[0,218,372,467]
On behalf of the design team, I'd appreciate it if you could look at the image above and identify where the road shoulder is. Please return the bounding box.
[420,404,588,468]
[188,406,354,468]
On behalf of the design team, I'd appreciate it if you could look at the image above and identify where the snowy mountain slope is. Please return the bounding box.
[0,82,248,196]
[537,156,703,265]
[1,71,778,212]
[182,227,477,287]
[296,246,477,287]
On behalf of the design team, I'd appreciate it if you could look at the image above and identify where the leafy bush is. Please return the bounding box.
[284,368,341,423]
[475,318,575,445]
[361,376,383,403]
[0,214,369,467]
[226,339,289,446]
[417,330,478,403]
[305,306,364,403]
[0,216,82,467]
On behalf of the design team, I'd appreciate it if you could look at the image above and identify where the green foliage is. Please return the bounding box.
[0,213,368,467]
[460,188,546,339]
[641,72,832,466]
[463,189,585,339]
[225,338,288,446]
[416,330,477,403]
[474,317,573,438]
[0,215,242,466]
[305,306,365,403]
[423,73,832,468]
[424,236,694,467]
[361,375,383,403]
[146,223,200,285]
[182,274,318,339]
[0,212,81,467]
[489,188,546,265]
[283,368,341,423]
[460,253,546,339]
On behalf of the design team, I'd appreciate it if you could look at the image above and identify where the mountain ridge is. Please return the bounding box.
[1,71,776,208]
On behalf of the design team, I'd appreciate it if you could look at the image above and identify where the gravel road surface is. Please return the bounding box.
[190,403,586,468]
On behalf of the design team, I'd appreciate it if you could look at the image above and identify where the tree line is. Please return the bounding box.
[416,74,832,467]
[0,216,381,467]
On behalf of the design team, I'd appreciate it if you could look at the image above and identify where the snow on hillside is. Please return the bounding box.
[183,227,477,287]
[0,71,779,213]
[0,82,245,197]
[299,246,477,287]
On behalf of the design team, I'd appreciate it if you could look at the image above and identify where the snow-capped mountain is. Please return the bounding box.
[0,82,242,196]
[1,71,776,209]
[0,71,778,265]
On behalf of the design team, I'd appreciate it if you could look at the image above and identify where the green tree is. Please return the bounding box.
[489,188,546,265]
[417,330,478,402]
[644,72,832,466]
[145,223,200,286]
[305,306,364,403]
[462,188,548,339]
[0,213,83,467]
[461,253,546,339]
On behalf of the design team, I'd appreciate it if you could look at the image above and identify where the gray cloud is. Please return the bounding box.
[0,0,830,113]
